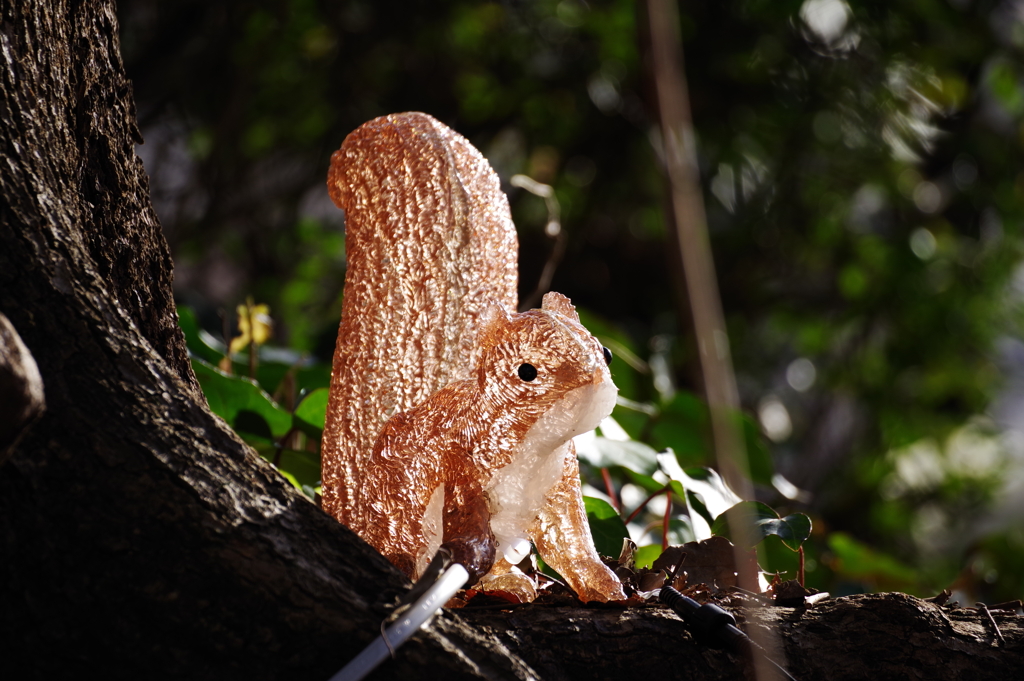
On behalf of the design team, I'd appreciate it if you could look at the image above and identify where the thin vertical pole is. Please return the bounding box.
[643,1,786,678]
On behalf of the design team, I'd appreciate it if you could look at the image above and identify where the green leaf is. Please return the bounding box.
[777,513,812,551]
[684,488,715,528]
[609,403,654,441]
[711,501,812,551]
[739,412,775,486]
[177,305,226,364]
[710,501,775,546]
[241,355,331,397]
[584,496,629,558]
[634,544,663,570]
[652,400,775,487]
[192,358,292,440]
[235,410,274,441]
[295,363,332,392]
[650,391,710,467]
[828,532,918,587]
[252,361,291,395]
[623,469,667,495]
[535,554,563,581]
[251,443,321,490]
[276,448,321,488]
[579,437,660,475]
[658,455,743,525]
[293,387,329,436]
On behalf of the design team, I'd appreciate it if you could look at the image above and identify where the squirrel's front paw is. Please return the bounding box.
[476,571,538,603]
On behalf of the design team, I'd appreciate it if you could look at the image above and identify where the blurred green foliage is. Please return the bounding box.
[123,0,1024,603]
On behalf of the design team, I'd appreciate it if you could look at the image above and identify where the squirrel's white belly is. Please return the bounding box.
[486,378,618,563]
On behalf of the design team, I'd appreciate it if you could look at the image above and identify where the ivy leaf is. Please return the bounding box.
[633,544,663,570]
[683,487,715,529]
[234,410,274,441]
[177,305,226,365]
[711,501,812,551]
[578,436,660,475]
[650,391,710,467]
[584,496,629,558]
[293,387,329,437]
[192,358,292,440]
[739,412,775,486]
[658,453,743,540]
[777,513,812,551]
[623,469,667,495]
[250,443,321,492]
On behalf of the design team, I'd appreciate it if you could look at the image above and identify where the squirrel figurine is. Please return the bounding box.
[320,112,625,602]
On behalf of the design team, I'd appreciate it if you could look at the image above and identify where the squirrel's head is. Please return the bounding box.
[477,292,619,562]
[474,292,617,437]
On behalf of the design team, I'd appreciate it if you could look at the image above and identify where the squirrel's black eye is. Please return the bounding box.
[517,363,538,382]
[602,347,613,366]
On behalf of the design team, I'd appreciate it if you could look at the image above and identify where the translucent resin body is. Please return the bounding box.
[321,112,625,602]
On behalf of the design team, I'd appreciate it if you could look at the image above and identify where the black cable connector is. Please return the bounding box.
[659,585,798,681]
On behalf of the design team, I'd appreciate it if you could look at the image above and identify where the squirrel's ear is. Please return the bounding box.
[541,292,580,323]
[477,299,513,346]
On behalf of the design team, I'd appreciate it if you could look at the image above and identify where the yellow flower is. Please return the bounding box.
[229,298,272,355]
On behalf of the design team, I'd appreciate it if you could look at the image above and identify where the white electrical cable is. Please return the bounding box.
[503,537,532,565]
[329,563,470,681]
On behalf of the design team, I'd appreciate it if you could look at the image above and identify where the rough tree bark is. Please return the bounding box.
[463,592,1023,681]
[0,2,1020,681]
[0,2,528,679]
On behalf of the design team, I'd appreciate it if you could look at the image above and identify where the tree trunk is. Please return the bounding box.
[0,3,529,679]
[0,2,1020,681]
